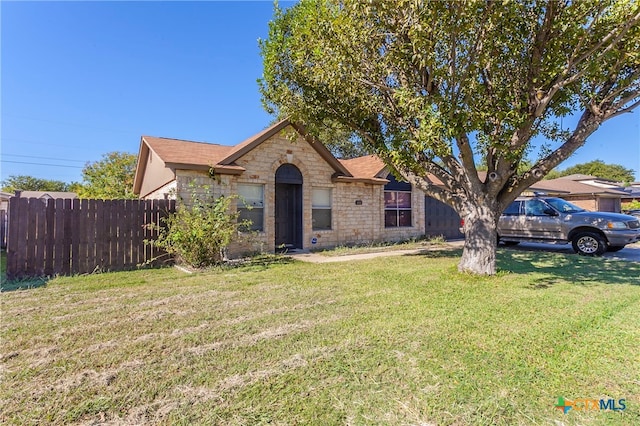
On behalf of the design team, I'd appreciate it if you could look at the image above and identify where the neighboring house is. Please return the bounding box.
[529,175,628,212]
[14,191,78,202]
[620,182,640,204]
[133,119,428,255]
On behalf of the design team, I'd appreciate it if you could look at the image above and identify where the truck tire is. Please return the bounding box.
[572,232,606,256]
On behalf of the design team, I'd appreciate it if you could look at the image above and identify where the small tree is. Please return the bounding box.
[76,152,138,199]
[153,183,249,268]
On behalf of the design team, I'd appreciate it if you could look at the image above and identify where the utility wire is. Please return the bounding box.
[3,154,86,163]
[1,160,83,169]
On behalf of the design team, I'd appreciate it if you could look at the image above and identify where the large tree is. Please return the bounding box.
[75,152,138,199]
[1,175,70,193]
[260,0,640,274]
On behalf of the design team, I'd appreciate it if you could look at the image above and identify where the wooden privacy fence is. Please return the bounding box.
[6,198,176,280]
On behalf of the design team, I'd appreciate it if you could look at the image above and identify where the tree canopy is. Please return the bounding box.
[1,175,71,193]
[260,0,640,274]
[547,160,635,182]
[75,152,138,199]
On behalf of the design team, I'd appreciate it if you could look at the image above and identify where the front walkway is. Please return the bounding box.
[288,240,465,264]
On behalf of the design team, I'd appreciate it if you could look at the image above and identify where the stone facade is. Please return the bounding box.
[168,131,426,256]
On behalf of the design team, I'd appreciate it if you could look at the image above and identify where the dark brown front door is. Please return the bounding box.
[275,164,303,250]
[275,183,302,249]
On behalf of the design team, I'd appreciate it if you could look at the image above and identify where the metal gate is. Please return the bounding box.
[424,196,463,239]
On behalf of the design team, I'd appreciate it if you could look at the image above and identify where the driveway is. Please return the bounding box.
[505,241,640,262]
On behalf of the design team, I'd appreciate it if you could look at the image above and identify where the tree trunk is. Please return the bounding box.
[458,204,500,275]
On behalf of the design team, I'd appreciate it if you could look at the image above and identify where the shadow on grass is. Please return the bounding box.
[406,247,639,288]
[1,277,49,292]
[500,248,640,288]
[406,248,463,259]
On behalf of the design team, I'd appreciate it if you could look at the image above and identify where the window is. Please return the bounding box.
[384,175,412,228]
[525,199,549,216]
[237,184,264,231]
[312,188,332,230]
[502,201,522,216]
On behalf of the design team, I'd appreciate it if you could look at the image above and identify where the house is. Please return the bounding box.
[529,175,628,212]
[620,182,640,204]
[14,190,78,202]
[133,119,429,255]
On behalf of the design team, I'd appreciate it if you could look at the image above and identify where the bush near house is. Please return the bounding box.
[152,183,251,268]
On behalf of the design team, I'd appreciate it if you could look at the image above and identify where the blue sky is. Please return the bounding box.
[1,1,639,185]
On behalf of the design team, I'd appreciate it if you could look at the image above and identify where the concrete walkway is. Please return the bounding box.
[288,240,465,263]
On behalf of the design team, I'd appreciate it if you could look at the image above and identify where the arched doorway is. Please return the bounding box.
[275,164,303,250]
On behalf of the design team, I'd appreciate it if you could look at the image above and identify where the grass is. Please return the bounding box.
[1,249,639,425]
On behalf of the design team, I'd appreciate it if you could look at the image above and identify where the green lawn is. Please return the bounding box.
[1,249,639,425]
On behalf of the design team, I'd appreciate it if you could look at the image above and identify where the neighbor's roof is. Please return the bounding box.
[529,179,628,196]
[18,191,78,199]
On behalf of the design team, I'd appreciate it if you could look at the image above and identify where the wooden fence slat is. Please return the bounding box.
[33,199,47,276]
[99,199,111,271]
[131,200,142,267]
[77,199,88,274]
[24,199,39,277]
[86,200,97,273]
[144,199,153,264]
[7,198,26,279]
[113,200,123,270]
[44,199,56,276]
[61,199,72,275]
[70,199,80,274]
[123,200,132,269]
[53,198,65,275]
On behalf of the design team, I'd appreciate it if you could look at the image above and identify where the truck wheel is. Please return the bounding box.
[572,232,606,256]
[607,245,625,252]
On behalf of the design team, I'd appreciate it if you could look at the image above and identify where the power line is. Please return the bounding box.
[1,160,83,169]
[3,154,87,163]
[1,137,95,150]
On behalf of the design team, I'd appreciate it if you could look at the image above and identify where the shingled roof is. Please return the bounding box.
[134,120,358,195]
[141,136,235,168]
[339,155,387,179]
[530,179,629,196]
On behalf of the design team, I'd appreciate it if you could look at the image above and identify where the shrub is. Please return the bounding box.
[153,183,250,268]
[622,200,640,212]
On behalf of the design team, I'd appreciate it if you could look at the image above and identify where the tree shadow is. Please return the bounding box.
[497,248,640,288]
[1,277,49,292]
[405,246,639,288]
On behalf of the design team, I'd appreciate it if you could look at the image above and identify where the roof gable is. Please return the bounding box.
[218,120,351,177]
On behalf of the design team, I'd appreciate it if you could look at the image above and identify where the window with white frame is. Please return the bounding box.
[384,175,412,227]
[237,184,264,231]
[312,188,332,230]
